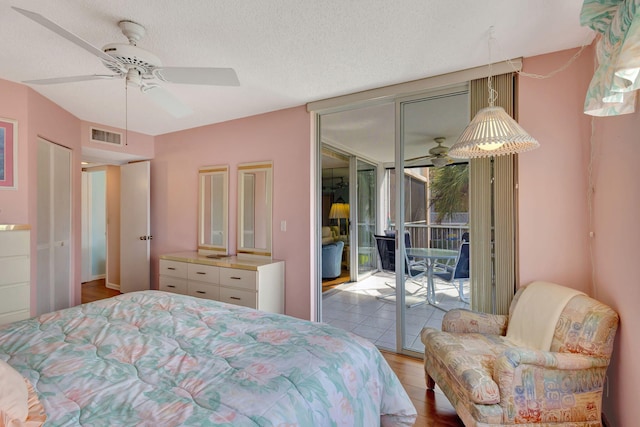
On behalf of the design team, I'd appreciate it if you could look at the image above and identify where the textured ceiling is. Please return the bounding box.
[0,1,592,136]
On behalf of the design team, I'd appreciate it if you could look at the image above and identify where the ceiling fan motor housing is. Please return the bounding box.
[101,43,162,76]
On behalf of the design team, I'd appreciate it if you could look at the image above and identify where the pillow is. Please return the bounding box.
[0,360,29,422]
[322,226,335,244]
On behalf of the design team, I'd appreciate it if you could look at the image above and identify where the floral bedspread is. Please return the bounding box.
[0,291,416,426]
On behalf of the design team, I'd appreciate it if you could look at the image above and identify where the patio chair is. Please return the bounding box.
[374,234,428,307]
[433,241,470,303]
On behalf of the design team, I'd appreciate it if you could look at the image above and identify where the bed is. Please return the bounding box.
[0,291,417,426]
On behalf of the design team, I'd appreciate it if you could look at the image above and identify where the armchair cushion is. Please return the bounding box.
[421,281,619,426]
[505,281,584,351]
[421,329,510,404]
[442,309,509,335]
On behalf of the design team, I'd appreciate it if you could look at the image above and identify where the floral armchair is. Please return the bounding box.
[421,282,619,426]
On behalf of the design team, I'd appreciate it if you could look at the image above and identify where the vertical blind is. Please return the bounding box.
[469,73,518,314]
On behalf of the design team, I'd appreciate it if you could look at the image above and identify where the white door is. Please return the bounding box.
[120,161,151,293]
[36,139,72,314]
[81,171,91,283]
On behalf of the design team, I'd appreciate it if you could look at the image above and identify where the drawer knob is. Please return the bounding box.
[167,285,176,288]
[167,267,176,270]
[196,272,206,275]
[196,291,206,294]
[230,296,241,300]
[230,276,241,280]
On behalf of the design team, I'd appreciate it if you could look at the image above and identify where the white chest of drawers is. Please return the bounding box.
[159,252,284,314]
[0,225,31,325]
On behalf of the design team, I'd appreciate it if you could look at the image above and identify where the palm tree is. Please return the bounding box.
[429,164,469,223]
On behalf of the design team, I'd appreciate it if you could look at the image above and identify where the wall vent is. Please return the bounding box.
[90,127,122,146]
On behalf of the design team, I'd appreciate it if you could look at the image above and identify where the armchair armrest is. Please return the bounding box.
[494,348,610,424]
[442,309,508,335]
[498,347,610,371]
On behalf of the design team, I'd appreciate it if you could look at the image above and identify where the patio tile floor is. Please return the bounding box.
[322,272,469,352]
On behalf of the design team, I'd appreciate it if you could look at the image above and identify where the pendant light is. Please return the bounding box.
[448,28,539,159]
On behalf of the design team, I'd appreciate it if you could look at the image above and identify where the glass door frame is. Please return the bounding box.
[393,97,411,355]
[350,156,379,282]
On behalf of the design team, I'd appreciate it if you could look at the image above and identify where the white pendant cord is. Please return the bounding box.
[125,80,129,146]
[487,27,497,107]
[495,32,593,80]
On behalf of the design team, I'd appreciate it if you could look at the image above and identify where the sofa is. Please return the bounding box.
[421,281,619,427]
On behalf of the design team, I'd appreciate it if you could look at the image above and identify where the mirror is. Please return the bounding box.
[198,165,229,255]
[238,161,273,257]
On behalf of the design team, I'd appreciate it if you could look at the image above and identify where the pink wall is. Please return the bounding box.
[0,78,158,310]
[590,109,640,426]
[519,47,640,423]
[26,89,83,308]
[81,120,155,159]
[0,79,29,224]
[518,47,594,294]
[151,106,312,320]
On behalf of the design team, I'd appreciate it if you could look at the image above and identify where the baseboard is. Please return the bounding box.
[106,282,120,291]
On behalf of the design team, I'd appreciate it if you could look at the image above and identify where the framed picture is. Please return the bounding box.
[0,118,17,189]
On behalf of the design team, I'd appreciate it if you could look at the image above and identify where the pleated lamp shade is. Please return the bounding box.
[329,202,350,219]
[448,106,540,159]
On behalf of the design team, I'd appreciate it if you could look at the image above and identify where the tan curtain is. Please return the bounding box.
[469,73,518,314]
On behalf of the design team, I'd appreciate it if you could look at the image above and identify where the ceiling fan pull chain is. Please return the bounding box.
[125,80,128,145]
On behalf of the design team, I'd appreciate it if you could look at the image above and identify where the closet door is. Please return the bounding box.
[37,139,72,314]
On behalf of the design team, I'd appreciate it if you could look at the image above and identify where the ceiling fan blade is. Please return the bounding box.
[12,7,122,67]
[24,75,120,85]
[141,85,193,118]
[405,154,431,162]
[154,67,240,86]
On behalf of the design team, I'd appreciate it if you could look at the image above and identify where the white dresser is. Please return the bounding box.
[0,225,30,325]
[159,252,285,314]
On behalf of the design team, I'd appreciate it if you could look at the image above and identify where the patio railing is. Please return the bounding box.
[389,222,469,251]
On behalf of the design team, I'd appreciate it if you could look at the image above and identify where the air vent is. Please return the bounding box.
[90,127,122,146]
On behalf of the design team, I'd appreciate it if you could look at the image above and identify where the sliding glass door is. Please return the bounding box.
[317,85,470,356]
[354,158,377,280]
[395,89,470,355]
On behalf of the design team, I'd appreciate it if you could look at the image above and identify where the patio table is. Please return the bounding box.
[406,247,458,307]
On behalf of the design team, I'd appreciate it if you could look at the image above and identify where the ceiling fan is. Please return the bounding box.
[12,7,240,118]
[406,137,452,168]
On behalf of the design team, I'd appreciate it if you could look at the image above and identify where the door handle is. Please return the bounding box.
[139,236,147,240]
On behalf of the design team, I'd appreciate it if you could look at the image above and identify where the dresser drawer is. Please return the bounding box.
[159,276,188,295]
[219,287,257,309]
[188,264,219,284]
[0,257,29,286]
[159,260,188,279]
[0,310,29,326]
[188,282,219,301]
[0,230,29,257]
[219,268,256,290]
[0,284,29,314]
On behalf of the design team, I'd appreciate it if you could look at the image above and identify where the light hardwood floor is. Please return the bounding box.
[81,278,120,304]
[81,282,463,426]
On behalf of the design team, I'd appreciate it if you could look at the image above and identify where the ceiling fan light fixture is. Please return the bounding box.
[125,68,142,87]
[431,156,450,168]
[448,106,539,159]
